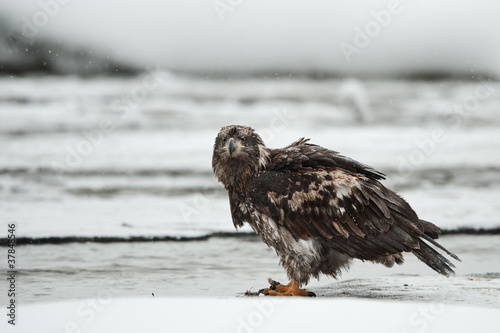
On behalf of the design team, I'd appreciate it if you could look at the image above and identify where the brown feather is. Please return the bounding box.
[212,125,460,284]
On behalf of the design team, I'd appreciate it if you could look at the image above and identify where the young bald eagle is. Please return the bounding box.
[212,125,460,296]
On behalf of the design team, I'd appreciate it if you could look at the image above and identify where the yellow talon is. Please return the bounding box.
[258,278,316,297]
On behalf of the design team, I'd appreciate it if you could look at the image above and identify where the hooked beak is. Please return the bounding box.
[227,138,237,155]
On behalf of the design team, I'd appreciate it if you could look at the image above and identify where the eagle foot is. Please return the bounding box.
[258,278,316,297]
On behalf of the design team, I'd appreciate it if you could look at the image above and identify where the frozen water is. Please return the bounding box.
[0,75,499,239]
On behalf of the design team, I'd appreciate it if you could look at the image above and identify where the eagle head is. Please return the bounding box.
[212,125,270,189]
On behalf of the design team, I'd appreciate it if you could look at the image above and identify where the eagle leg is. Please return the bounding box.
[258,278,316,297]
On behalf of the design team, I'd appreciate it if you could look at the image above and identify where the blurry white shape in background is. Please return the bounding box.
[339,78,374,123]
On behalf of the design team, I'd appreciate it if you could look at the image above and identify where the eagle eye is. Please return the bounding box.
[240,137,245,142]
[222,138,226,144]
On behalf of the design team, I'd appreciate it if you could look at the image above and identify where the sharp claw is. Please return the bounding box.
[244,290,260,296]
[259,279,315,297]
[268,278,279,286]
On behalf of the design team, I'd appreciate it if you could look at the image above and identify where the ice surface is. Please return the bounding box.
[0,76,499,239]
[10,235,500,304]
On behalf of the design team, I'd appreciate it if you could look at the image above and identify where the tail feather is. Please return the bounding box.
[413,240,457,277]
[422,234,461,262]
[419,219,441,239]
[413,218,461,276]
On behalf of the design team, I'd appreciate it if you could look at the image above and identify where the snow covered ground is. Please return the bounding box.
[1,75,499,239]
[2,297,500,333]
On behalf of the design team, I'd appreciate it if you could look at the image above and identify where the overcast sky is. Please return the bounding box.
[1,0,499,76]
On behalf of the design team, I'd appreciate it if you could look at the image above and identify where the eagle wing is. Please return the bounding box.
[246,141,457,275]
[269,138,386,180]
